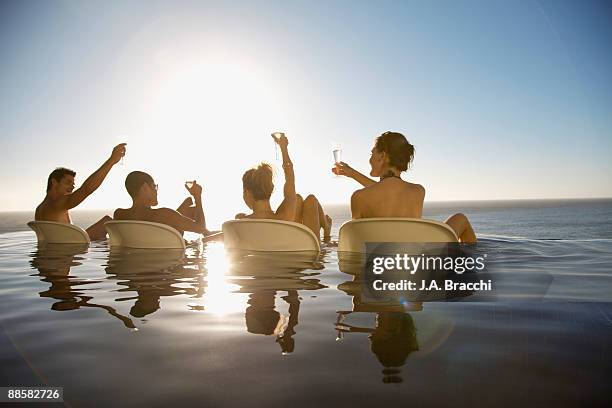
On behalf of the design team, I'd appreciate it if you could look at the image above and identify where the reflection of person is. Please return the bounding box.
[333,131,476,243]
[276,291,300,354]
[336,276,419,383]
[245,289,300,354]
[105,249,199,319]
[114,171,213,236]
[237,133,332,241]
[35,143,126,240]
[370,312,419,383]
[31,245,135,329]
[336,311,418,383]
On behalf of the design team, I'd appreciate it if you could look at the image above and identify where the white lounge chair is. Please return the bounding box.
[338,218,458,253]
[105,220,186,249]
[222,219,321,252]
[27,221,90,245]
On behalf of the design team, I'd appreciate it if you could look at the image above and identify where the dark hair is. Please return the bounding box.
[245,305,280,335]
[374,131,415,172]
[46,167,76,192]
[242,163,274,200]
[125,171,154,199]
[370,313,418,372]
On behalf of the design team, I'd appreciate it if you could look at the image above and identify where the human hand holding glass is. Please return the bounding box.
[272,132,287,160]
[110,142,127,166]
[331,143,342,177]
[185,180,201,197]
[114,135,128,165]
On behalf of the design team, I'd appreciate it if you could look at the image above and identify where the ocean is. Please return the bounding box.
[1,199,611,407]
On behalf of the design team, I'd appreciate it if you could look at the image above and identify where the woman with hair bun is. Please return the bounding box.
[237,133,332,241]
[333,131,476,243]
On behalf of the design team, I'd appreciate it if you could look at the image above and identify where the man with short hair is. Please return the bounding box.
[35,143,127,240]
[113,171,210,235]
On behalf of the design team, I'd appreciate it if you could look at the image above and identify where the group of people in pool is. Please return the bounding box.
[35,131,477,243]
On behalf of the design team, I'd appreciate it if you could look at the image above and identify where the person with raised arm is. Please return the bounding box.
[333,131,477,243]
[237,133,332,241]
[113,171,213,236]
[35,143,127,240]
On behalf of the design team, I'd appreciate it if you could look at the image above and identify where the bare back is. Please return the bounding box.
[239,197,296,222]
[243,210,291,222]
[351,178,425,219]
[35,197,71,223]
[114,207,197,235]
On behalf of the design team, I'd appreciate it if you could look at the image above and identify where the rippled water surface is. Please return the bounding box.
[1,200,611,407]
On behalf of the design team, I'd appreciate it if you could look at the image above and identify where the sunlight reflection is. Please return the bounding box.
[202,243,244,316]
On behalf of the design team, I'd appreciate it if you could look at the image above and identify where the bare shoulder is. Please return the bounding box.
[151,207,181,221]
[35,198,65,221]
[41,195,67,211]
[351,187,368,201]
[408,182,425,196]
[34,202,43,219]
[113,208,127,219]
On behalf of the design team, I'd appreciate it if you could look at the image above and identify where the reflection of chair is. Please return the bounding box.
[27,221,90,245]
[338,218,458,253]
[31,244,136,329]
[222,219,320,252]
[105,248,191,318]
[105,221,185,249]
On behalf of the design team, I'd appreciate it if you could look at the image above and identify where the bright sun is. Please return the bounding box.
[135,59,292,227]
[154,61,285,136]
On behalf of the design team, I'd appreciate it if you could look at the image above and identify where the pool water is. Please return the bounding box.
[1,200,611,407]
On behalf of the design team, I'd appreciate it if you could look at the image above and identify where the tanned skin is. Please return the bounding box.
[238,133,297,222]
[333,145,476,243]
[35,143,126,240]
[114,178,210,236]
[236,133,332,241]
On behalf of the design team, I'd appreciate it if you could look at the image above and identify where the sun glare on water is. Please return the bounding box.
[201,243,245,317]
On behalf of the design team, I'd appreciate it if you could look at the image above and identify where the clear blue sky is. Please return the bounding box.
[1,0,611,223]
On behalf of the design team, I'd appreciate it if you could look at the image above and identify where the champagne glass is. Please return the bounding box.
[331,142,342,177]
[272,132,284,161]
[115,134,128,166]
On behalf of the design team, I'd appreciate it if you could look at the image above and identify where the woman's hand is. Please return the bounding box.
[332,161,357,178]
[185,180,202,198]
[271,132,288,149]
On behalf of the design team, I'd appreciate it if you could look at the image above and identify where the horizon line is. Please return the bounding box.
[2,196,611,213]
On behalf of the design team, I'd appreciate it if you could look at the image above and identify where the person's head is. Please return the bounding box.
[370,312,418,383]
[245,292,281,335]
[46,167,76,194]
[369,131,415,177]
[242,163,274,209]
[125,171,158,206]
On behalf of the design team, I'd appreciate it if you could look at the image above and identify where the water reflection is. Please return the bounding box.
[30,244,136,328]
[226,250,325,354]
[105,247,201,319]
[336,274,421,383]
[30,239,329,347]
[336,251,475,382]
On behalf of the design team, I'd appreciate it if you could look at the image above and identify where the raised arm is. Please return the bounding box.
[273,133,297,220]
[156,181,208,234]
[333,162,376,187]
[184,181,207,233]
[65,143,126,209]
